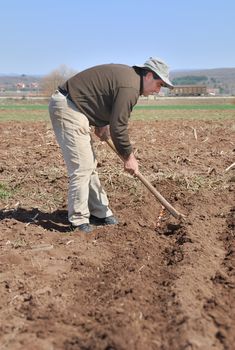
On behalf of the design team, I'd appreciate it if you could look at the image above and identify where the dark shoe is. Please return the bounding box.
[90,215,118,226]
[70,223,93,233]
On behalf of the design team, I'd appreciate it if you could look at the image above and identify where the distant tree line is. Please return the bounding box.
[171,75,232,94]
[172,75,208,85]
[41,65,77,96]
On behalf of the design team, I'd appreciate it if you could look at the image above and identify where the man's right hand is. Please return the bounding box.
[124,152,139,175]
[95,125,110,141]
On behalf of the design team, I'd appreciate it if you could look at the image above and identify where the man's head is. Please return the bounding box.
[133,57,174,96]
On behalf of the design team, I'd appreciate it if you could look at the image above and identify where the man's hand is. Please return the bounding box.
[124,152,139,175]
[95,125,110,141]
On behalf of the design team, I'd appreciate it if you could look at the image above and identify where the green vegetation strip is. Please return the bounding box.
[0,104,235,111]
[135,105,235,110]
[0,105,48,110]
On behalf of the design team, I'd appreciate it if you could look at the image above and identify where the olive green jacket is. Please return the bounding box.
[60,64,141,157]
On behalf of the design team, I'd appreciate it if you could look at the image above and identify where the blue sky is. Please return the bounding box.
[1,0,235,75]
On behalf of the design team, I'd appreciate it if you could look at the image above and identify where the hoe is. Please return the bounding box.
[106,138,186,220]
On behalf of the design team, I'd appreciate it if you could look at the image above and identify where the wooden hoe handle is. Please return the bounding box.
[106,138,185,220]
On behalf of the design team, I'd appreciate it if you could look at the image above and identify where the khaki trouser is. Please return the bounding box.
[49,90,113,226]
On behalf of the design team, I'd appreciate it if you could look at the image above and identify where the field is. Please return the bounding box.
[0,99,235,350]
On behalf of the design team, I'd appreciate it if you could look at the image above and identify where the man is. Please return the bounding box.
[49,57,174,233]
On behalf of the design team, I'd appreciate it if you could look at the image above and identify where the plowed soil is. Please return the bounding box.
[0,119,234,350]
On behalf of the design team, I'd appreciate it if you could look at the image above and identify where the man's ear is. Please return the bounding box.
[146,71,154,80]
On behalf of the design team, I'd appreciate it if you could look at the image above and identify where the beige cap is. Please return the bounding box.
[134,57,174,89]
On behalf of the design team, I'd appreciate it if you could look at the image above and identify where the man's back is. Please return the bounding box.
[61,64,141,126]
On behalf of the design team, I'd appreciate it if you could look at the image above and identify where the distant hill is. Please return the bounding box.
[0,74,42,92]
[0,74,42,82]
[1,68,235,95]
[170,67,235,95]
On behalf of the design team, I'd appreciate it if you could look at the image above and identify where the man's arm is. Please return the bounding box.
[109,87,138,156]
[109,87,139,175]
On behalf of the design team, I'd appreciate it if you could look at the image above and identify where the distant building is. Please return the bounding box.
[170,85,207,96]
[207,88,220,96]
[30,82,39,89]
[16,82,26,89]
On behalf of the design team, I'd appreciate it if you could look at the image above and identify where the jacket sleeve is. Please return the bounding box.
[109,87,139,158]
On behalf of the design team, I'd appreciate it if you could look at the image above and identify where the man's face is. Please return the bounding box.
[142,72,165,96]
